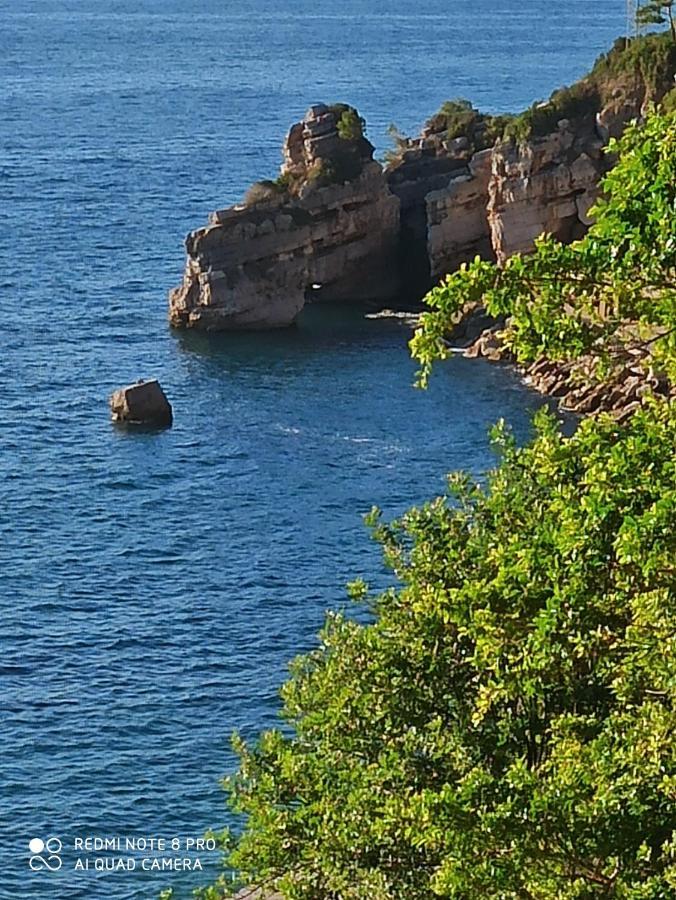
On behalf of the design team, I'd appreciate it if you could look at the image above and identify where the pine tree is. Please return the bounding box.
[638,0,676,41]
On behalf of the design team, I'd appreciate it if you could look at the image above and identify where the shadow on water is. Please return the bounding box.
[173,302,416,365]
[110,421,173,436]
[171,301,579,437]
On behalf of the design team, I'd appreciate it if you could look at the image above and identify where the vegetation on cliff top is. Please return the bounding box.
[243,104,370,205]
[503,31,676,141]
[386,31,676,157]
[422,98,515,151]
[190,110,675,900]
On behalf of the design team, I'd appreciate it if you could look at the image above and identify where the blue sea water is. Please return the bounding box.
[1,1,623,897]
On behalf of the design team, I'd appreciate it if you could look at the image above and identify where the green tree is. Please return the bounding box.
[209,399,675,900]
[199,111,676,900]
[638,1,676,42]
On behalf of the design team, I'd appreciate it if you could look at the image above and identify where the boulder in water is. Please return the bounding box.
[110,379,172,428]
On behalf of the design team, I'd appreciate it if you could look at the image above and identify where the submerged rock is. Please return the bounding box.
[110,380,173,428]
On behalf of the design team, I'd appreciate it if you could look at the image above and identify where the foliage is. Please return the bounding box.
[411,109,676,387]
[504,33,675,142]
[243,177,290,206]
[187,106,676,900]
[663,85,676,111]
[332,105,367,142]
[421,99,515,152]
[382,34,676,168]
[210,396,675,900]
[591,32,676,98]
[638,1,676,42]
[502,82,598,142]
[382,122,411,166]
[306,150,363,188]
[427,98,478,140]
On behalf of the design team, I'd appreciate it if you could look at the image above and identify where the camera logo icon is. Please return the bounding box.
[29,837,62,871]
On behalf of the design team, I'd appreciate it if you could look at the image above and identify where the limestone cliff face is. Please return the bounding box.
[169,105,399,330]
[383,124,601,287]
[487,124,604,264]
[425,148,494,280]
[382,34,675,286]
[170,37,675,330]
[384,138,473,291]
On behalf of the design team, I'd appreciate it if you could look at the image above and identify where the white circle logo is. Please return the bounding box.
[29,836,62,871]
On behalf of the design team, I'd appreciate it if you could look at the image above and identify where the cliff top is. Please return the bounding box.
[385,32,676,166]
[243,102,375,207]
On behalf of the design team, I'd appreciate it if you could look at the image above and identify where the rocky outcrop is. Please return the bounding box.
[459,317,673,422]
[170,36,675,330]
[110,380,173,427]
[169,105,399,330]
[425,148,494,279]
[382,121,602,288]
[487,123,604,263]
[384,135,475,293]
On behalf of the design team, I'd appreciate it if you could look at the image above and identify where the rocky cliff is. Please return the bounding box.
[169,105,399,329]
[487,125,603,264]
[170,35,676,330]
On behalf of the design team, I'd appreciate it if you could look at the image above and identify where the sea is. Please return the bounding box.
[0,1,624,897]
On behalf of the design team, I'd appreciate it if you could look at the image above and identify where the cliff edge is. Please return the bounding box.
[170,35,676,331]
[169,104,399,330]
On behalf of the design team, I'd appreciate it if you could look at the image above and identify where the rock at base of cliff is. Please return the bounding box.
[110,380,173,428]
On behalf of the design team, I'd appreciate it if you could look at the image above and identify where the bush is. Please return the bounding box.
[662,85,676,112]
[592,32,676,99]
[336,109,365,142]
[435,98,478,139]
[306,149,363,188]
[421,100,516,153]
[328,103,366,142]
[502,33,675,143]
[243,177,289,206]
[213,399,676,900]
[200,109,676,900]
[503,82,599,141]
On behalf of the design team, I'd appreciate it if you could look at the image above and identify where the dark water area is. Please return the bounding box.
[1,2,621,897]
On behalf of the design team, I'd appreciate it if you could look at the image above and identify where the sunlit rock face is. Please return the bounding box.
[169,105,400,330]
[170,52,671,331]
[487,123,605,264]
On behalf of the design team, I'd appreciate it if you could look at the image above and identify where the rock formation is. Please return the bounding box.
[110,380,173,428]
[169,36,675,331]
[458,316,674,422]
[487,124,603,263]
[169,105,399,330]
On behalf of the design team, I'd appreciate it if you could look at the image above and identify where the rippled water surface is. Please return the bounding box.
[1,1,621,897]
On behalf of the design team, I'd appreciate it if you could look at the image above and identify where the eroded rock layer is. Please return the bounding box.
[169,106,399,330]
[487,124,604,264]
[170,37,676,330]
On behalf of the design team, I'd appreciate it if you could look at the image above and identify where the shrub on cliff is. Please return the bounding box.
[421,100,514,152]
[331,104,367,142]
[502,81,598,142]
[592,32,676,99]
[502,32,675,142]
[306,150,363,188]
[192,108,676,900]
[243,177,289,206]
[426,98,478,139]
[201,396,675,900]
